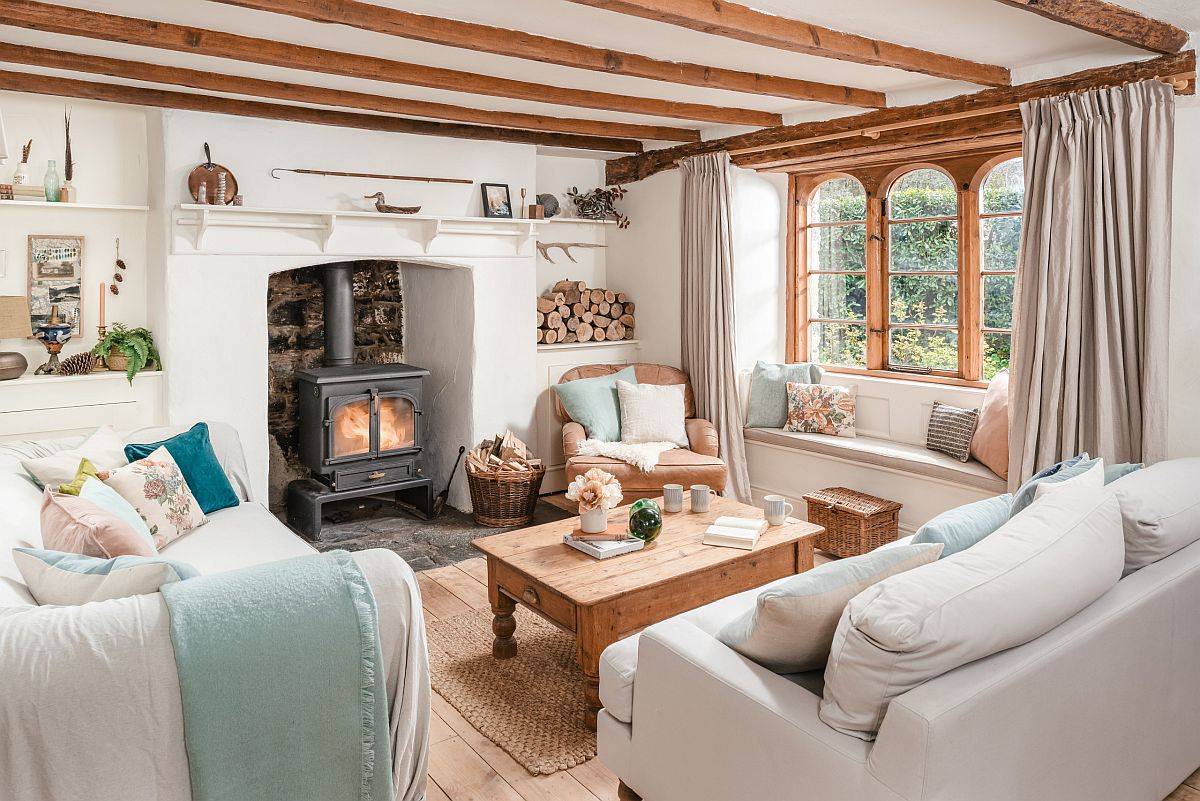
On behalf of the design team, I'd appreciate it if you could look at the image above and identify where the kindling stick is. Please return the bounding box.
[270,167,472,184]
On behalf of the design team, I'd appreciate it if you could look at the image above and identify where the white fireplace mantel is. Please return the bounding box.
[172,204,553,258]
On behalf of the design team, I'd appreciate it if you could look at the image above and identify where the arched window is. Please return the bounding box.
[979,157,1023,379]
[886,168,960,373]
[806,177,867,367]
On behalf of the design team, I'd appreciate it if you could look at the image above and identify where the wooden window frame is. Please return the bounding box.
[787,149,1022,388]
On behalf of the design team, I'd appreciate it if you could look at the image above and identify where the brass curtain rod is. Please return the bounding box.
[270,167,472,184]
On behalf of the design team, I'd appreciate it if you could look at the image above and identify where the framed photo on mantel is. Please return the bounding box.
[28,234,84,334]
[480,183,513,219]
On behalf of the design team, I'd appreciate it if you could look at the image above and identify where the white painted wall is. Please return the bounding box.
[534,155,609,298]
[1168,97,1200,459]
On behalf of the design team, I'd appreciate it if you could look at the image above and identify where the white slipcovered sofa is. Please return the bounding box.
[0,423,430,801]
[599,475,1200,801]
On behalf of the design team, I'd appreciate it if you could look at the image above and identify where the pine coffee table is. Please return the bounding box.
[472,495,821,729]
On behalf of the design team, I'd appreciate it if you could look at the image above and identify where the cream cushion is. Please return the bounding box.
[820,483,1124,740]
[19,426,129,488]
[1109,457,1200,576]
[1034,457,1105,500]
[616,380,688,448]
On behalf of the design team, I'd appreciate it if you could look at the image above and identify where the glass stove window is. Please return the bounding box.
[331,398,372,459]
[379,396,416,452]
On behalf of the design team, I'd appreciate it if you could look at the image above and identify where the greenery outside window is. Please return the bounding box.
[807,177,867,367]
[979,157,1022,379]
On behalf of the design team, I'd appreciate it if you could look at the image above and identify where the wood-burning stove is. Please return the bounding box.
[286,263,434,539]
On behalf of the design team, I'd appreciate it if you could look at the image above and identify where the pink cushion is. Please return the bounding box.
[970,370,1009,480]
[40,489,157,558]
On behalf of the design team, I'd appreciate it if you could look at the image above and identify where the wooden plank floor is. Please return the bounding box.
[419,557,1200,801]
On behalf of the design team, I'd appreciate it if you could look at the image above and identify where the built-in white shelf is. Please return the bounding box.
[1,369,165,387]
[538,216,618,226]
[537,339,639,352]
[0,200,149,212]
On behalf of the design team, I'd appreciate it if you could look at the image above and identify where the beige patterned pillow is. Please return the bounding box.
[784,382,857,438]
[104,446,207,549]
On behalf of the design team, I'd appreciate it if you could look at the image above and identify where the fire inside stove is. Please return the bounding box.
[331,396,415,459]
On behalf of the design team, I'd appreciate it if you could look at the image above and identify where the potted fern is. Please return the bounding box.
[91,323,160,382]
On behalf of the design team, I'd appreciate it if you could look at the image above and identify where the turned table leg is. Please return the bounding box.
[491,591,518,660]
[582,671,601,730]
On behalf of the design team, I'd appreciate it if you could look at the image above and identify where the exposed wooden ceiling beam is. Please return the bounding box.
[210,0,886,108]
[562,0,1011,87]
[993,0,1188,55]
[607,50,1195,183]
[0,69,644,153]
[0,43,699,143]
[0,0,781,128]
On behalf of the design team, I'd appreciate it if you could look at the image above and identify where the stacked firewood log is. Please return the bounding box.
[466,430,542,475]
[536,279,636,345]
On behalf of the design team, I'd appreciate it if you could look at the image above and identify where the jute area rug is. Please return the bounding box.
[427,606,596,775]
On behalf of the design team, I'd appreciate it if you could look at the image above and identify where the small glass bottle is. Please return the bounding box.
[43,159,61,202]
[197,181,208,205]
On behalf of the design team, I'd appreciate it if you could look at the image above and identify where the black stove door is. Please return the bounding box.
[376,391,419,456]
[326,392,374,464]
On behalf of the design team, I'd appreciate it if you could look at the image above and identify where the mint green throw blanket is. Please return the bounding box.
[161,550,392,801]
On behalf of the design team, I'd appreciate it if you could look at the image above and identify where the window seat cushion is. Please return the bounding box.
[744,427,1006,494]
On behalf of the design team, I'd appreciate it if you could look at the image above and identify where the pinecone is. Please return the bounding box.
[57,352,97,376]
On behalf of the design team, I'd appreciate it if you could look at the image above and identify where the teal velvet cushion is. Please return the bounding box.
[913,493,1014,558]
[1011,454,1097,515]
[552,366,638,442]
[746,361,825,428]
[124,422,239,515]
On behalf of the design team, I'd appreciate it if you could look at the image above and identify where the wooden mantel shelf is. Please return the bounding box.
[173,204,545,255]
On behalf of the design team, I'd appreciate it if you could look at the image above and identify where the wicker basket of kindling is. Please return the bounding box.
[465,431,546,527]
[802,487,902,558]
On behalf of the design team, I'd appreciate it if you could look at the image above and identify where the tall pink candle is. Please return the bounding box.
[99,281,105,328]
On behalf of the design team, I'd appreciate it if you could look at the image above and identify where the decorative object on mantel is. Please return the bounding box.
[43,159,61,203]
[566,467,623,535]
[28,234,82,334]
[567,185,630,228]
[56,351,98,376]
[109,237,127,297]
[465,430,545,527]
[519,188,527,218]
[187,143,238,205]
[59,110,76,204]
[527,202,545,220]
[91,323,160,383]
[12,139,31,185]
[536,280,634,344]
[535,193,560,218]
[0,295,32,380]
[270,167,472,184]
[1,183,46,202]
[33,304,73,375]
[536,242,607,264]
[364,192,421,215]
[480,183,513,219]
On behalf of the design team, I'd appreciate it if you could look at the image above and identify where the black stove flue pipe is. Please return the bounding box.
[322,263,355,367]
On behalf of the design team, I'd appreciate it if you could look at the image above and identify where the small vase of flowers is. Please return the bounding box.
[566,468,623,534]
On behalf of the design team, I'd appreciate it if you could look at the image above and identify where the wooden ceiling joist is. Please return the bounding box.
[0,0,782,128]
[993,0,1189,55]
[607,50,1196,183]
[0,43,699,143]
[210,0,887,108]
[563,0,1011,87]
[0,69,645,153]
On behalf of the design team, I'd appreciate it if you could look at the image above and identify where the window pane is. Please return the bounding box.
[890,275,958,325]
[889,168,957,220]
[983,274,1015,329]
[983,332,1012,380]
[889,220,958,272]
[810,273,866,321]
[981,158,1024,214]
[811,177,866,223]
[889,328,958,371]
[982,216,1021,272]
[809,322,866,367]
[809,224,866,271]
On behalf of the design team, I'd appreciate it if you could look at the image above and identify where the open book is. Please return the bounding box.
[702,516,768,550]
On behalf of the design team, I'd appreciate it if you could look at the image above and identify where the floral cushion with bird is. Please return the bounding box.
[784,382,857,438]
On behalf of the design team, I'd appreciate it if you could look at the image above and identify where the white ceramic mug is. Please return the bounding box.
[662,484,684,513]
[763,494,794,526]
[690,484,717,513]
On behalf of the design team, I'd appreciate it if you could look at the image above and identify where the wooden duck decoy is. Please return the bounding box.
[364,192,421,215]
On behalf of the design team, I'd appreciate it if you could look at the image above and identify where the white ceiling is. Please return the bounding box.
[0,0,1194,151]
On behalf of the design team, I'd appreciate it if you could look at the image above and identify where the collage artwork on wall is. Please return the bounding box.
[28,234,83,334]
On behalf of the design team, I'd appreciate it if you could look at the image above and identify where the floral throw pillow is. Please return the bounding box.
[104,446,207,549]
[784,382,857,438]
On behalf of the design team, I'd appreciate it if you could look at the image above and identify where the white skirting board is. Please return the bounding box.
[0,370,166,441]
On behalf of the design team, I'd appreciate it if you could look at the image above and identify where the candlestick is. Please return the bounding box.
[99,281,106,329]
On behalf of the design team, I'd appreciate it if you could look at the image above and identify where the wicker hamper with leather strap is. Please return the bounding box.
[802,487,902,557]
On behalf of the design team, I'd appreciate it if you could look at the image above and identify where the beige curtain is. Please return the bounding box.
[680,151,751,501]
[1009,80,1173,487]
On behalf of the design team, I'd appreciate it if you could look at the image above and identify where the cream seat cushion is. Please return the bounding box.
[159,502,315,574]
[820,483,1124,740]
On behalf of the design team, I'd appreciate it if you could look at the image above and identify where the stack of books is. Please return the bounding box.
[702,516,768,550]
[0,184,47,202]
[563,529,645,559]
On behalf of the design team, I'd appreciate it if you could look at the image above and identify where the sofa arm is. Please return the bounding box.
[563,422,586,458]
[685,418,720,457]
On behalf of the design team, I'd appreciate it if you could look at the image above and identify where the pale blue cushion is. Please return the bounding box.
[1011,454,1097,514]
[78,476,154,547]
[12,548,198,605]
[552,366,638,442]
[913,493,1014,558]
[745,361,825,428]
[1104,462,1142,484]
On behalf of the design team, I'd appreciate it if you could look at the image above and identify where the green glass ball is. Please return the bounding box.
[629,498,661,515]
[628,506,663,543]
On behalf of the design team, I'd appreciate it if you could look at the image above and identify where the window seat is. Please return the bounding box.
[744,427,1006,494]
